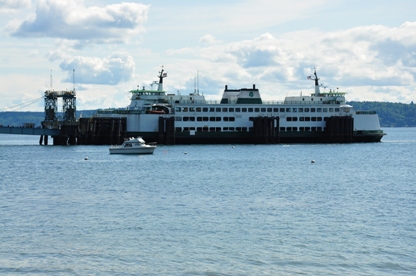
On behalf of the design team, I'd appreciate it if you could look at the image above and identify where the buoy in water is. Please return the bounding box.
[85,157,89,160]
[311,160,315,163]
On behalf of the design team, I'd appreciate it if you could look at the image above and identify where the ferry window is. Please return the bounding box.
[175,107,181,112]
[286,108,291,112]
[175,117,182,121]
[223,127,228,131]
[197,127,202,132]
[203,107,208,112]
[236,127,241,131]
[183,107,188,112]
[223,117,228,121]
[197,117,202,121]
[304,108,309,112]
[236,108,241,112]
[196,107,202,112]
[311,127,317,131]
[190,107,195,112]
[175,127,182,132]
[229,108,234,112]
[216,108,221,112]
[311,108,316,112]
[183,117,189,121]
[209,107,215,112]
[280,108,285,112]
[286,117,292,122]
[203,117,208,121]
[305,127,310,131]
[274,108,278,112]
[216,117,221,121]
[298,108,303,112]
[249,127,254,132]
[317,117,322,121]
[322,108,327,112]
[292,108,297,112]
[184,127,189,131]
[292,117,298,121]
[300,127,305,131]
[255,108,260,112]
[190,127,195,130]
[312,117,317,121]
[190,117,195,121]
[280,127,285,131]
[210,127,216,132]
[317,108,322,112]
[329,108,334,112]
[305,117,310,121]
[210,117,216,121]
[229,127,235,131]
[248,108,253,112]
[229,117,235,122]
[267,108,272,112]
[311,98,314,101]
[242,108,247,112]
[261,108,266,112]
[222,107,228,112]
[335,108,340,112]
[299,117,305,121]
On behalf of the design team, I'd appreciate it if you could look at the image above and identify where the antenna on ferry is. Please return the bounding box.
[307,68,320,96]
[197,70,199,95]
[157,65,167,91]
[50,69,53,91]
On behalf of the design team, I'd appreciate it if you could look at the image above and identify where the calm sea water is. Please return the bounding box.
[0,128,415,275]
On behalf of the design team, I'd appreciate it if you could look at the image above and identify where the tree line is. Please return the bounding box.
[0,102,415,127]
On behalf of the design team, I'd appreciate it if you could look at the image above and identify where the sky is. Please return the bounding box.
[1,0,416,111]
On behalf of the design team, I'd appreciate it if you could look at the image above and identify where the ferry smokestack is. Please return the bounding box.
[225,85,228,90]
[253,84,256,89]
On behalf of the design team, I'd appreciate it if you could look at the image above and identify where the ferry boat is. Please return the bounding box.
[96,68,384,144]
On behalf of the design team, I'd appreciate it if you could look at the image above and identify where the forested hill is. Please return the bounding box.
[0,102,415,127]
[347,101,416,127]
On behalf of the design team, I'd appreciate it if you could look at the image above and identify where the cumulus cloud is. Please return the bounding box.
[0,0,30,11]
[59,52,135,85]
[8,0,149,43]
[199,34,221,44]
[163,23,416,104]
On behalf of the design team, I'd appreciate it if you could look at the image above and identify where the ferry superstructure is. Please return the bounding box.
[96,68,384,144]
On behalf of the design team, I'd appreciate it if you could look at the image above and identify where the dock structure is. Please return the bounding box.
[36,89,127,145]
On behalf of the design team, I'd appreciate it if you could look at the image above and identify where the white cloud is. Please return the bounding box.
[59,52,135,85]
[8,0,149,43]
[199,34,221,44]
[0,0,30,11]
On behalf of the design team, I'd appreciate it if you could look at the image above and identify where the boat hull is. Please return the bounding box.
[124,130,383,145]
[109,147,156,154]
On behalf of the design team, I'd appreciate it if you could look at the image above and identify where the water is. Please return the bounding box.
[1,128,415,275]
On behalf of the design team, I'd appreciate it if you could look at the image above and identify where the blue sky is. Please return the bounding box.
[1,0,416,111]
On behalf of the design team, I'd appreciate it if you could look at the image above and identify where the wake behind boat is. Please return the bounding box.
[109,137,156,154]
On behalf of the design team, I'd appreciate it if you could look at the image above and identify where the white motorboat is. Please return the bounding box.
[109,137,156,154]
